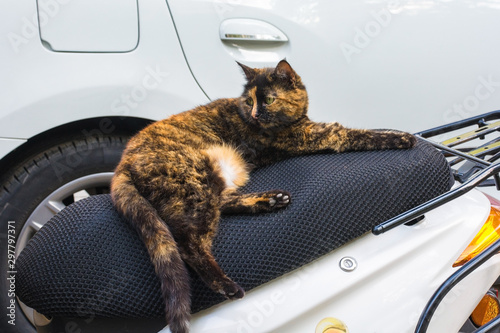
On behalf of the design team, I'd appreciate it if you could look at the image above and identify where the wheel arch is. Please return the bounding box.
[0,116,152,186]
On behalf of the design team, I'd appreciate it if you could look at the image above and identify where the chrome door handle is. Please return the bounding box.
[219,18,288,42]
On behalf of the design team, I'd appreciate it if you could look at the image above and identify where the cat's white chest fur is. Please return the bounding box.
[204,145,249,189]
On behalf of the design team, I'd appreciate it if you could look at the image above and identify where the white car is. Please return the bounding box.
[2,1,500,333]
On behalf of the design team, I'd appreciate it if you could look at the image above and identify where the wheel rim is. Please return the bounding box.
[15,172,114,326]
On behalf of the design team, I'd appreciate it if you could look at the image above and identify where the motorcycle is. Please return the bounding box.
[11,111,500,333]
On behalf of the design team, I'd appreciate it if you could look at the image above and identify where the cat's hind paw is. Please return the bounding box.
[219,280,245,300]
[268,191,291,208]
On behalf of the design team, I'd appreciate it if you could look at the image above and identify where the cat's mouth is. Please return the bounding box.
[249,112,272,125]
[249,116,272,128]
[238,106,273,128]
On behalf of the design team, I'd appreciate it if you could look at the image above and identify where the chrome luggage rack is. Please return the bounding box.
[372,111,500,333]
[373,110,500,236]
[417,110,500,188]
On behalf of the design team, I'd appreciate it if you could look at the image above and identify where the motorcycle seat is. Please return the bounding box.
[16,139,454,324]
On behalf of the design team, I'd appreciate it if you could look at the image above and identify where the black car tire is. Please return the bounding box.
[0,135,128,333]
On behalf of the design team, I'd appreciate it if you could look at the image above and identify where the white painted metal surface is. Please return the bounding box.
[37,0,139,52]
[159,189,500,333]
[0,0,208,148]
[2,0,500,159]
[168,0,500,131]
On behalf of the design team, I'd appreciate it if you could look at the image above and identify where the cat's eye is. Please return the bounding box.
[246,97,254,106]
[264,97,275,105]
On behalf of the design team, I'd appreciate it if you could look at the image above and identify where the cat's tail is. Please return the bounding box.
[111,169,191,333]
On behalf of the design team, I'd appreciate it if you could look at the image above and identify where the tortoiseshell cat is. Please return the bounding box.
[110,60,416,332]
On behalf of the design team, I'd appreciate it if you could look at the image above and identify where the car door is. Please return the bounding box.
[167,0,500,132]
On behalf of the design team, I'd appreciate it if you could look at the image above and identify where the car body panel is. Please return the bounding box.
[168,0,500,131]
[2,0,500,160]
[37,0,140,52]
[0,138,26,159]
[0,0,208,158]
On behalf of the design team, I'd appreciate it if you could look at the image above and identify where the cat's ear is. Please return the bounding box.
[274,59,297,85]
[237,61,256,81]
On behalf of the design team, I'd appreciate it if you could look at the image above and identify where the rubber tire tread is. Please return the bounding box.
[0,135,128,333]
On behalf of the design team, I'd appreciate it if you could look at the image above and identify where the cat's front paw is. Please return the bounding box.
[382,131,417,149]
[397,132,417,149]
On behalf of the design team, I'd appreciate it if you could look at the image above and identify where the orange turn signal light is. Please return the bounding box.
[453,196,500,267]
[470,291,500,327]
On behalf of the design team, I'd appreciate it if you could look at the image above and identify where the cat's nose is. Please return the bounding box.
[252,111,261,119]
[251,108,260,119]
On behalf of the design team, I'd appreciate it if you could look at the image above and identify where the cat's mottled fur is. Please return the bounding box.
[110,60,416,332]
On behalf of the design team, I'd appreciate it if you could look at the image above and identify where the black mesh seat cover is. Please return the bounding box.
[16,140,453,318]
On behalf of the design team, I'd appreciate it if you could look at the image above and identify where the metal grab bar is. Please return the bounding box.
[414,238,500,333]
[372,163,500,235]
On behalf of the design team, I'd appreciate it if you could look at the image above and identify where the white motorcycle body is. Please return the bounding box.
[184,188,498,333]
